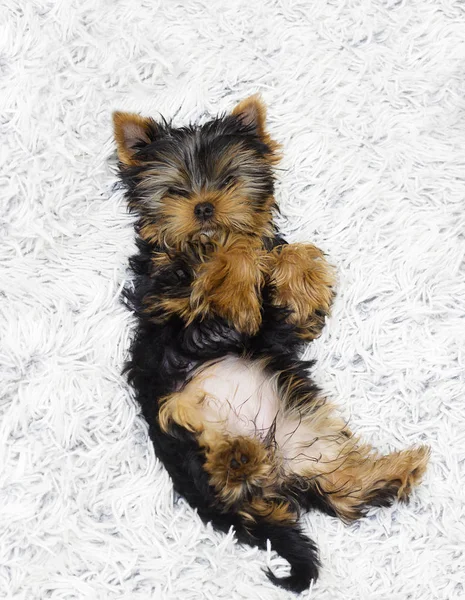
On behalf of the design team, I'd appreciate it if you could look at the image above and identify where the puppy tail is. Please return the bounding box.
[250,521,320,593]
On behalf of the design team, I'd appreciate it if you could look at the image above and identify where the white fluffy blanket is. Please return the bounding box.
[2,1,464,598]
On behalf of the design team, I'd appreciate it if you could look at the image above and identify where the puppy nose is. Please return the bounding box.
[194,202,214,221]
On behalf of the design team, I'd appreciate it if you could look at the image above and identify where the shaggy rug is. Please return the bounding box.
[1,1,464,598]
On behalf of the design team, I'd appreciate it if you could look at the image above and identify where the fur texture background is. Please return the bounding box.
[1,1,465,598]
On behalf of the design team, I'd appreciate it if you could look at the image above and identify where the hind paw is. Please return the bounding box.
[203,436,273,507]
[397,445,430,500]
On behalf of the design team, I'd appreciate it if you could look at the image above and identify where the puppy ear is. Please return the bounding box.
[232,94,268,140]
[232,95,280,161]
[112,112,158,166]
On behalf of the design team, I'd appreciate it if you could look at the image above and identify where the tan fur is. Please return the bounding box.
[189,235,269,335]
[138,221,161,245]
[239,498,298,525]
[158,384,206,435]
[145,296,191,321]
[307,443,430,522]
[156,185,276,249]
[136,182,276,251]
[268,244,335,339]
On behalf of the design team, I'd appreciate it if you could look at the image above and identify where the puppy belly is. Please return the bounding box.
[192,356,348,476]
[195,356,281,439]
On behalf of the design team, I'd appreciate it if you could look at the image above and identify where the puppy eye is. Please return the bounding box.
[219,175,235,189]
[166,186,187,197]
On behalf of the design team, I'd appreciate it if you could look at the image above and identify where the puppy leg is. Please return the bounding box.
[278,401,430,522]
[269,244,335,339]
[160,385,285,521]
[315,443,430,522]
[190,236,268,335]
[142,251,192,321]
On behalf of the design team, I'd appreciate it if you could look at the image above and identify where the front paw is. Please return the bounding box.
[211,282,262,336]
[270,244,335,339]
[189,238,266,335]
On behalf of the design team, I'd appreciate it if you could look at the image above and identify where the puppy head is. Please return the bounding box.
[113,96,280,248]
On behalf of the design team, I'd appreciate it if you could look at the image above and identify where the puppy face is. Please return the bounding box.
[113,96,280,248]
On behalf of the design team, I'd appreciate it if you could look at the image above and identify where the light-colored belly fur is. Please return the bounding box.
[158,355,430,521]
[183,355,345,474]
[198,356,281,438]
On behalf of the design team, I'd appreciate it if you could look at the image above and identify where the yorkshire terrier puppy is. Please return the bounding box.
[113,96,429,593]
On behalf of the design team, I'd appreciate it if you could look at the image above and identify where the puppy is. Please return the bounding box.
[113,96,429,593]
